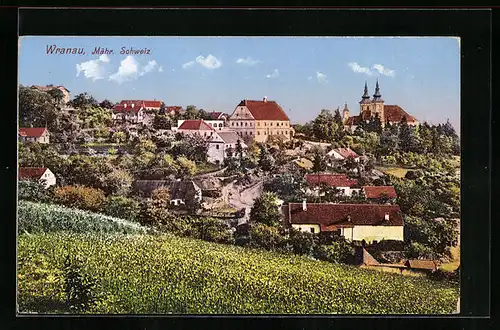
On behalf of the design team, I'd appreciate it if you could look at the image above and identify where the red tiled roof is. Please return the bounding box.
[237,100,290,121]
[19,167,47,179]
[363,186,397,199]
[166,106,182,113]
[114,100,162,113]
[305,173,358,187]
[344,105,417,125]
[384,105,418,123]
[209,111,224,120]
[288,203,404,227]
[330,148,359,159]
[178,120,215,131]
[406,259,437,271]
[19,127,47,138]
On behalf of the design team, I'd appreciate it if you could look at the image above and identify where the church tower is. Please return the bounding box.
[342,102,350,122]
[371,79,385,124]
[359,81,371,116]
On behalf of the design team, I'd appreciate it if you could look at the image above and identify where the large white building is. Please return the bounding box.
[112,100,162,125]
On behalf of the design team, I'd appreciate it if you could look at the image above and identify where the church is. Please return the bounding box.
[343,80,419,132]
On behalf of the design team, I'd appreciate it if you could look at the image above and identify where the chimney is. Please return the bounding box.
[384,213,390,221]
[124,103,127,108]
[131,103,135,108]
[263,96,268,102]
[302,200,307,211]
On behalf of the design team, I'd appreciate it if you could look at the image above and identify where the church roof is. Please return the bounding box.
[384,105,418,123]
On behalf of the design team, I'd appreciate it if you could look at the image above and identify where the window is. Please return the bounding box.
[219,123,223,127]
[213,124,217,127]
[216,144,219,149]
[245,131,248,135]
[257,131,260,135]
[250,131,252,135]
[264,131,267,135]
[257,122,260,127]
[245,122,247,126]
[310,228,315,233]
[236,122,239,126]
[232,122,234,126]
[285,131,288,135]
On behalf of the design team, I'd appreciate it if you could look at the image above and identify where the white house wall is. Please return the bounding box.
[351,225,403,243]
[291,224,321,234]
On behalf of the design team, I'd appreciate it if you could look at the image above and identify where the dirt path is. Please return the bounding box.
[194,167,227,179]
[226,180,264,224]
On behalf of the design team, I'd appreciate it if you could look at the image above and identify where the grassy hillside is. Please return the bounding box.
[18,201,148,235]
[18,233,459,314]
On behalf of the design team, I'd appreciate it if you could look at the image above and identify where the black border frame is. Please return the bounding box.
[1,7,492,330]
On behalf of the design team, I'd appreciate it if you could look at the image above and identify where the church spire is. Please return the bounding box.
[373,79,382,100]
[360,81,371,104]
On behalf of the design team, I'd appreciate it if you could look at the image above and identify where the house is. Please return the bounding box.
[112,100,163,125]
[176,119,216,138]
[362,186,397,203]
[177,119,225,131]
[164,106,183,116]
[170,181,202,206]
[283,202,404,243]
[209,111,229,122]
[327,147,360,162]
[343,81,419,132]
[227,97,295,143]
[207,131,247,165]
[305,173,360,196]
[19,127,50,144]
[405,259,438,273]
[31,85,70,104]
[18,167,56,188]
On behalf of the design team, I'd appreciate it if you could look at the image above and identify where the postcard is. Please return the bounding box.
[17,36,460,315]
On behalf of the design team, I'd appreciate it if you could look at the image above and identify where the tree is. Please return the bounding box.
[102,196,140,221]
[398,116,418,153]
[18,180,52,203]
[47,88,65,105]
[258,145,275,172]
[263,172,307,202]
[365,113,383,134]
[312,150,327,173]
[193,217,233,244]
[176,156,197,178]
[287,228,316,256]
[19,86,57,128]
[249,191,282,227]
[333,108,343,127]
[53,185,106,212]
[248,223,284,251]
[236,139,244,161]
[111,131,127,144]
[69,93,98,110]
[99,99,114,109]
[313,109,335,141]
[153,114,172,130]
[102,169,133,196]
[158,102,166,115]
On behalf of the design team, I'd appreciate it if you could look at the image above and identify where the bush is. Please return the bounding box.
[313,239,355,264]
[53,185,106,212]
[192,217,233,244]
[138,199,171,227]
[429,268,459,283]
[18,201,147,234]
[405,242,436,260]
[248,223,284,251]
[151,187,170,201]
[287,229,317,256]
[18,180,52,203]
[63,254,99,312]
[102,196,140,222]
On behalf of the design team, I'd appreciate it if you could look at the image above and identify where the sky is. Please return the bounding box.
[19,36,460,131]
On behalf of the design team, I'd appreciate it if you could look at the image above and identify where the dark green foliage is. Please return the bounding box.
[313,239,356,264]
[102,196,140,222]
[287,229,317,256]
[249,192,282,227]
[248,223,285,251]
[18,180,52,203]
[191,217,233,244]
[63,254,99,312]
[263,172,307,203]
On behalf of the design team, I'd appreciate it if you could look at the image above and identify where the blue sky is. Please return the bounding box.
[19,36,460,131]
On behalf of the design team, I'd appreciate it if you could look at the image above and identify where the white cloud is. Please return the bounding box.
[158,65,164,72]
[372,64,396,77]
[316,71,328,83]
[307,76,313,80]
[182,61,195,69]
[236,57,259,66]
[348,62,396,77]
[195,54,222,69]
[75,54,110,81]
[109,56,161,84]
[265,69,279,79]
[348,62,373,75]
